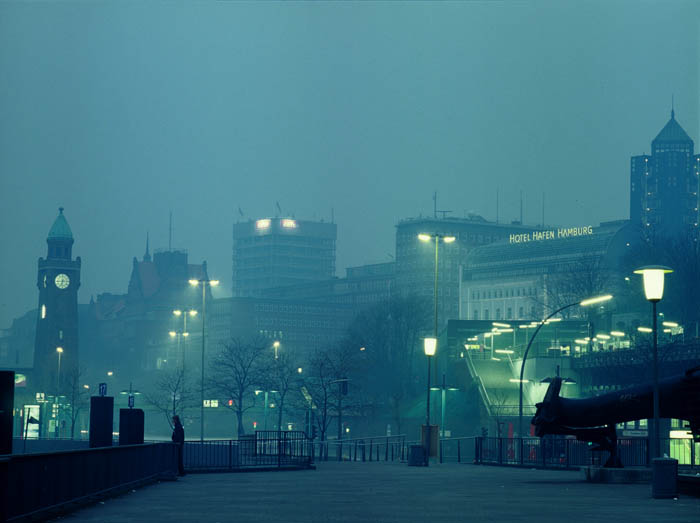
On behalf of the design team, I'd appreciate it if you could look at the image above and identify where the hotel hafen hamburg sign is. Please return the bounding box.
[509,226,593,244]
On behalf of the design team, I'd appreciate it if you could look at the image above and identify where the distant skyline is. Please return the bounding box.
[1,1,699,328]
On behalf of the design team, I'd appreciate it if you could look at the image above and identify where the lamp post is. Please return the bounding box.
[189,277,219,442]
[55,346,64,438]
[431,373,458,437]
[418,232,455,464]
[330,378,349,440]
[273,340,280,360]
[423,337,437,465]
[518,294,612,438]
[634,265,672,460]
[173,309,197,370]
[56,347,64,391]
[255,389,278,430]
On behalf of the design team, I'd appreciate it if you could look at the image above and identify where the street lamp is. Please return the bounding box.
[173,309,196,370]
[423,336,437,465]
[56,347,64,391]
[273,340,281,360]
[430,373,458,437]
[518,294,612,437]
[418,232,456,340]
[418,232,455,464]
[634,265,672,460]
[189,277,219,441]
[255,389,278,430]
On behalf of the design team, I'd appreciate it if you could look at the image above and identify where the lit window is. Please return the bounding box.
[256,219,271,229]
[281,219,297,228]
[41,305,46,319]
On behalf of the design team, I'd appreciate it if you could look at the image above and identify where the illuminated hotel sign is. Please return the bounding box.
[509,226,593,244]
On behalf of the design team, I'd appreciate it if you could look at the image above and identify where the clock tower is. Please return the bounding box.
[34,208,81,394]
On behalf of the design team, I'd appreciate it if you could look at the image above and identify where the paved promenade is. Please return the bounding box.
[60,462,700,523]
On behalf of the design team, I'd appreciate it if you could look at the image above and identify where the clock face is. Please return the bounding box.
[55,273,70,289]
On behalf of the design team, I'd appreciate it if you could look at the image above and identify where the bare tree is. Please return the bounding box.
[262,350,300,431]
[209,336,269,436]
[143,367,196,430]
[539,257,613,318]
[489,389,513,438]
[346,294,430,433]
[62,367,89,439]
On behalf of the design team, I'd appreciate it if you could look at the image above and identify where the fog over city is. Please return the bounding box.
[1,1,698,328]
[4,4,700,517]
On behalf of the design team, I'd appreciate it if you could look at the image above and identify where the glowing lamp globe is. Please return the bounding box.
[634,266,672,302]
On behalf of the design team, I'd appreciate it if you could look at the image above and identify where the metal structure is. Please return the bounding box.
[183,431,313,471]
[532,367,700,467]
[1,443,177,521]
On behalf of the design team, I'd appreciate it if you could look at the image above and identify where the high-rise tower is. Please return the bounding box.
[33,208,81,393]
[630,110,700,240]
[232,218,336,297]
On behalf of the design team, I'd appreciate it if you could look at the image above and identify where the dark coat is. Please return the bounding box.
[172,421,185,445]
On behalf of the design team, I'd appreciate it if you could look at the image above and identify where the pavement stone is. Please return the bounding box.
[55,462,700,523]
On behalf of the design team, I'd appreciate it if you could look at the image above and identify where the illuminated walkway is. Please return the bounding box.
[59,462,699,523]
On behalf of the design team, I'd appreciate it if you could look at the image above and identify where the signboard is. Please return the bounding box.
[23,405,40,439]
[14,374,27,387]
[509,226,593,244]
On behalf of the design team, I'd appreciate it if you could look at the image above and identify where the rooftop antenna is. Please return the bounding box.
[168,211,173,251]
[671,94,675,119]
[541,192,545,229]
[144,231,151,261]
[275,201,282,217]
[520,190,523,224]
[496,187,499,223]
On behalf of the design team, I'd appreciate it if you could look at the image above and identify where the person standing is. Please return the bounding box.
[172,415,185,476]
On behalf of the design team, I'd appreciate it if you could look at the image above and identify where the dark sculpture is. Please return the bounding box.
[532,366,700,467]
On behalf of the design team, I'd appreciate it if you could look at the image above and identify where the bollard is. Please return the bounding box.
[369,440,373,461]
[385,438,389,461]
[354,441,358,461]
[457,440,461,463]
[362,442,366,462]
[652,458,678,499]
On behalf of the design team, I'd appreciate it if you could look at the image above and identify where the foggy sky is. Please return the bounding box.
[1,1,699,328]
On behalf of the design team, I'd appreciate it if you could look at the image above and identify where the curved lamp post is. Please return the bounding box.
[517,294,612,437]
[633,265,672,460]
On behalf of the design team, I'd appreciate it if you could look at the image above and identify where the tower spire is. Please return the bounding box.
[671,94,675,119]
[144,231,151,262]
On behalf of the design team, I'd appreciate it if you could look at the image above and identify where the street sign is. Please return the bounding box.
[99,383,107,397]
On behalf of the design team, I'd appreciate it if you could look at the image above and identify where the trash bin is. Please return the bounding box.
[408,444,425,466]
[652,457,678,499]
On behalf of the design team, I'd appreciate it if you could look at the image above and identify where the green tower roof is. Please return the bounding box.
[48,207,73,241]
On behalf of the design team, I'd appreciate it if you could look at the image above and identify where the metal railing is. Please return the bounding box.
[1,442,177,522]
[436,436,699,470]
[183,431,312,471]
[312,435,407,462]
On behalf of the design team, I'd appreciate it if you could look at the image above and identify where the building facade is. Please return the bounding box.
[232,218,337,297]
[630,110,700,240]
[460,220,638,324]
[86,246,210,379]
[395,215,536,331]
